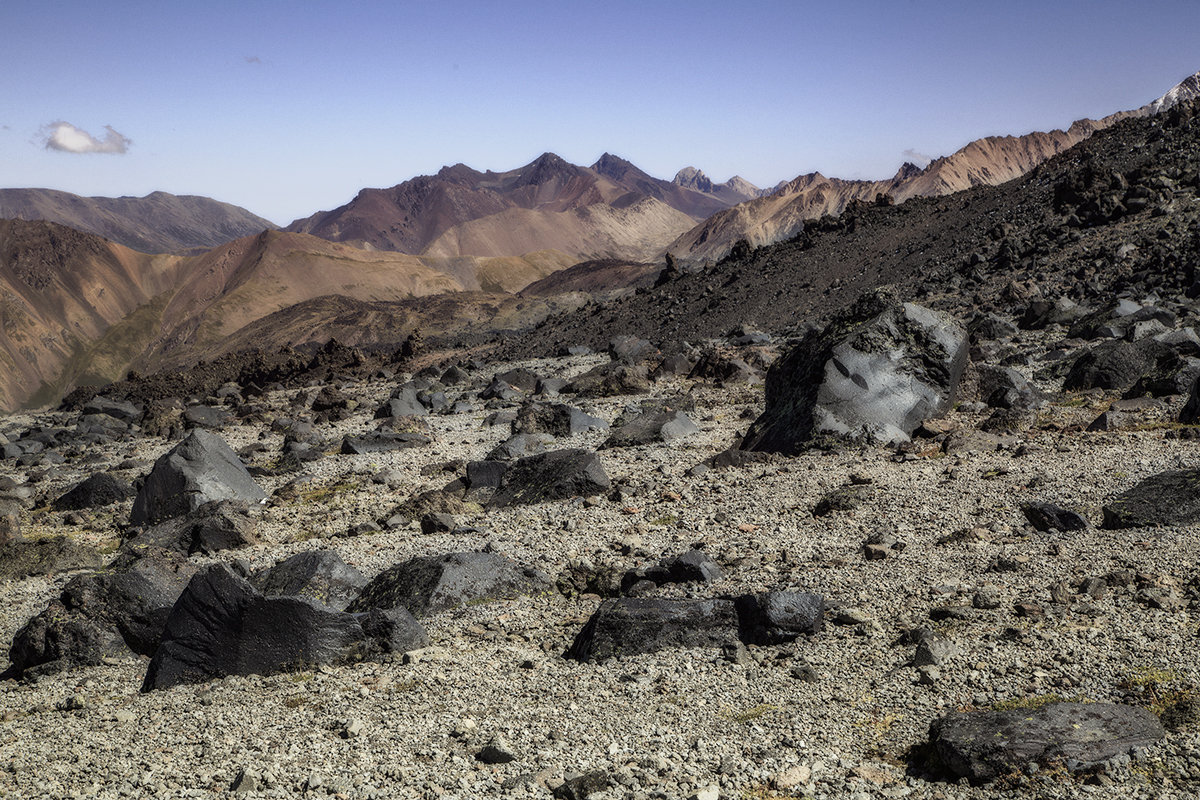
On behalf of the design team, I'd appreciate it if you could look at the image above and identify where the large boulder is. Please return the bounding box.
[566,363,651,398]
[6,548,197,677]
[130,430,266,526]
[143,564,429,691]
[253,550,367,611]
[52,473,134,511]
[513,404,608,437]
[741,296,968,453]
[133,500,258,555]
[348,551,550,617]
[601,409,699,449]
[565,598,741,662]
[931,702,1164,782]
[1102,469,1200,528]
[488,449,611,507]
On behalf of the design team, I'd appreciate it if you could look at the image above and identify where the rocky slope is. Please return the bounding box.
[667,70,1200,263]
[672,168,764,205]
[0,189,275,254]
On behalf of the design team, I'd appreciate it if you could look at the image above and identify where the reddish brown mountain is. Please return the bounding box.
[0,189,274,254]
[285,152,741,261]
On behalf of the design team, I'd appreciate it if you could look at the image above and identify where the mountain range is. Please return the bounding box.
[2,70,1200,411]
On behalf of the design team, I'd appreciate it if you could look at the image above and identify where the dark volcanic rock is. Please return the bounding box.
[348,551,550,617]
[565,597,741,662]
[741,296,967,454]
[1102,469,1200,528]
[340,431,431,454]
[601,409,699,449]
[143,564,428,691]
[485,433,554,461]
[1021,503,1088,532]
[566,363,651,398]
[622,549,724,591]
[81,396,142,424]
[7,547,197,676]
[487,449,611,507]
[735,591,825,645]
[52,473,134,511]
[253,550,367,611]
[513,403,608,437]
[133,500,258,555]
[931,702,1164,782]
[1063,339,1178,393]
[130,429,267,526]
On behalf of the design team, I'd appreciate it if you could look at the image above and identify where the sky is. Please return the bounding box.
[3,0,1200,225]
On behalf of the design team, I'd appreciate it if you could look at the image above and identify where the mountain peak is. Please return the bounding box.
[591,153,644,181]
[1142,70,1200,116]
[673,167,714,194]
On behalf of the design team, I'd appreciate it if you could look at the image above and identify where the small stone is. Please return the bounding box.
[231,769,259,793]
[973,585,1002,609]
[477,734,517,764]
[790,663,819,682]
[773,764,811,789]
[340,718,364,739]
[918,665,942,685]
[863,543,890,560]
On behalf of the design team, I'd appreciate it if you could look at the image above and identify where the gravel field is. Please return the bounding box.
[2,351,1200,800]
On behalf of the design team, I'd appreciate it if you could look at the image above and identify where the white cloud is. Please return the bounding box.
[244,55,262,64]
[902,148,932,168]
[40,121,131,154]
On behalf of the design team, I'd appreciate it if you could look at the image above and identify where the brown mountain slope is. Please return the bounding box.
[669,70,1200,262]
[285,152,735,258]
[0,189,275,254]
[420,197,697,262]
[0,219,185,410]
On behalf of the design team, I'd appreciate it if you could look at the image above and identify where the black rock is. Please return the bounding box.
[565,597,741,662]
[487,449,611,507]
[81,396,142,423]
[133,500,258,555]
[565,363,651,398]
[513,403,608,437]
[741,295,967,453]
[1063,339,1174,393]
[375,383,429,419]
[52,473,133,511]
[735,591,825,645]
[486,433,554,461]
[183,405,233,430]
[340,431,431,454]
[142,564,429,691]
[601,409,699,449]
[608,335,657,364]
[1021,503,1088,532]
[1102,469,1200,528]
[130,429,267,526]
[252,550,367,611]
[622,549,724,592]
[348,551,551,617]
[464,460,509,492]
[931,702,1164,782]
[493,368,540,393]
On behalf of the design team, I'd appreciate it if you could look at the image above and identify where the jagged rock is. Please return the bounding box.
[6,548,197,677]
[608,335,657,364]
[566,591,824,661]
[130,429,267,526]
[513,403,608,437]
[340,431,431,454]
[1102,469,1200,528]
[688,349,759,384]
[735,592,825,645]
[565,597,741,662]
[0,536,102,581]
[133,500,257,555]
[601,409,698,449]
[652,352,697,378]
[912,629,961,667]
[348,552,550,617]
[487,449,611,507]
[1022,503,1088,532]
[81,396,142,423]
[183,405,233,430]
[252,550,367,611]
[621,549,723,592]
[969,314,1018,341]
[486,433,555,461]
[930,702,1164,782]
[1180,376,1200,424]
[52,473,133,511]
[494,368,540,393]
[464,460,508,492]
[143,564,429,691]
[374,383,429,418]
[975,365,1039,410]
[1063,339,1179,392]
[566,363,651,398]
[741,296,967,453]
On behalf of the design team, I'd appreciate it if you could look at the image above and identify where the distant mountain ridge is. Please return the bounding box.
[0,189,275,254]
[285,152,748,261]
[668,69,1200,262]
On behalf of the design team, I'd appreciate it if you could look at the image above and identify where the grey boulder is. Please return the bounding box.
[130,430,266,526]
[143,564,428,691]
[601,409,699,449]
[253,550,367,611]
[741,295,967,453]
[931,702,1164,782]
[487,449,610,507]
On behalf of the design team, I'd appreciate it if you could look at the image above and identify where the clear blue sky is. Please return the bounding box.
[3,0,1199,225]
